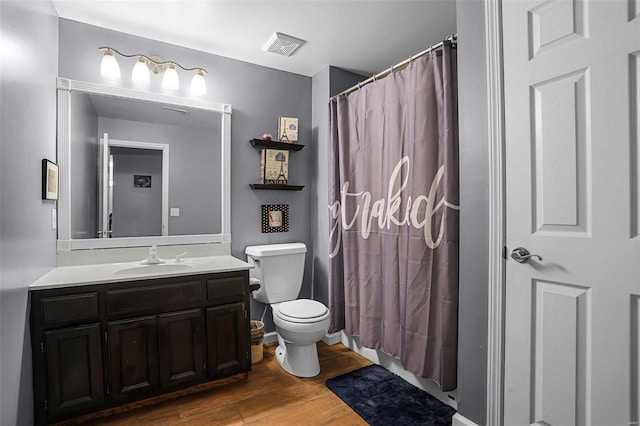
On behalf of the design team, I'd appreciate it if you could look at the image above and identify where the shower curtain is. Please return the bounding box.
[328,41,458,391]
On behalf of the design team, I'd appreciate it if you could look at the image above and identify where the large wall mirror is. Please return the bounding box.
[56,78,231,251]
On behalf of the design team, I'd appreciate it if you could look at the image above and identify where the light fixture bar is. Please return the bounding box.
[98,46,207,73]
[98,46,208,95]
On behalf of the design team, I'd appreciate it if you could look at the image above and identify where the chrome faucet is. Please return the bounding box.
[143,245,165,265]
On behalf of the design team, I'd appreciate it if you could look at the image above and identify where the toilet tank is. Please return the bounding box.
[245,243,306,304]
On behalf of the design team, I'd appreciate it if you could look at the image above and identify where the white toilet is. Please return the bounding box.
[245,243,330,377]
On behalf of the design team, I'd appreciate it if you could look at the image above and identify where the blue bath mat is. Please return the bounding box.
[326,364,456,426]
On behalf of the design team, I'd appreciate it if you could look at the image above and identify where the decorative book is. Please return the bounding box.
[260,149,289,184]
[278,117,298,143]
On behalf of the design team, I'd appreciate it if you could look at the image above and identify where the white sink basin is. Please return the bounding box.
[115,263,193,275]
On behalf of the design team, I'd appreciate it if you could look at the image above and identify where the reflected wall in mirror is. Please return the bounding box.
[57,78,231,251]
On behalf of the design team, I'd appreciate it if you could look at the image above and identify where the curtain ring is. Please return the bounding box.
[372,74,376,82]
[357,82,361,90]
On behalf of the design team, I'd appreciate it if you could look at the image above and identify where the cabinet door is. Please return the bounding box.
[158,309,205,388]
[44,323,104,420]
[206,303,248,378]
[108,316,159,400]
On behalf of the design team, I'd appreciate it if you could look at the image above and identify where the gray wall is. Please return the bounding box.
[310,67,330,305]
[456,0,489,424]
[111,150,163,237]
[310,66,366,307]
[70,93,99,239]
[0,1,59,425]
[58,19,313,332]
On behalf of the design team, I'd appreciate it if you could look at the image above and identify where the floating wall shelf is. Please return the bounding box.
[250,139,304,151]
[249,138,304,191]
[249,184,304,191]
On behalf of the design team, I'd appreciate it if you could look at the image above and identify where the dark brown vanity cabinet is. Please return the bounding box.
[42,323,104,419]
[107,315,160,399]
[207,303,246,378]
[30,270,250,425]
[158,309,206,387]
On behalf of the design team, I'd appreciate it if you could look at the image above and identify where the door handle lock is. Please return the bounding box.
[510,247,543,263]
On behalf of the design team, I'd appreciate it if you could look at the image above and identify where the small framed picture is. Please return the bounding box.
[42,159,59,200]
[261,204,289,233]
[134,175,152,188]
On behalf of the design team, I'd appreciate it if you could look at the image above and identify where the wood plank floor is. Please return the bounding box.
[75,342,372,425]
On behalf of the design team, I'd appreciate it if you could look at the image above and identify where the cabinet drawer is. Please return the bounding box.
[206,275,246,304]
[107,281,202,316]
[41,293,99,324]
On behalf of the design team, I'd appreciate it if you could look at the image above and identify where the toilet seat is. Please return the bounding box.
[275,299,329,324]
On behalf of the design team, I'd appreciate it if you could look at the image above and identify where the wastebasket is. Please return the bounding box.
[250,320,265,364]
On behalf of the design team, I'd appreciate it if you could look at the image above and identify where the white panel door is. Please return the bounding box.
[503,1,640,425]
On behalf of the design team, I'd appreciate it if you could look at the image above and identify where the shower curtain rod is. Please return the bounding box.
[337,33,457,98]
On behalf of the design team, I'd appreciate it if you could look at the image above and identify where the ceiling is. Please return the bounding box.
[51,1,457,77]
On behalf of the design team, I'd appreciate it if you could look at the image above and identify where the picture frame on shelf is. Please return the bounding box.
[260,149,289,184]
[278,117,298,143]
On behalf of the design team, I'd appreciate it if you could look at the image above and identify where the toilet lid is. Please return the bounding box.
[276,299,328,323]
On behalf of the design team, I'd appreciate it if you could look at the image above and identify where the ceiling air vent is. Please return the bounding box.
[262,32,306,57]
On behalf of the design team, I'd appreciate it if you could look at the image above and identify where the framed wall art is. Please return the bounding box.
[261,204,289,233]
[42,159,59,200]
[134,175,152,188]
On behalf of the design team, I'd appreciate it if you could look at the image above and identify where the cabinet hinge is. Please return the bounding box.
[40,342,44,354]
[204,362,207,372]
[244,310,248,319]
[246,351,249,360]
[44,399,48,412]
[104,331,108,342]
[106,385,110,396]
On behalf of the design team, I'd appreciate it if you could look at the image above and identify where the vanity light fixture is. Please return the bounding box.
[99,46,207,95]
[100,48,121,80]
[131,57,150,85]
[162,63,179,91]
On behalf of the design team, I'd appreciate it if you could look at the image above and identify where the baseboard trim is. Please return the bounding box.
[452,413,480,426]
[322,331,342,345]
[263,331,277,344]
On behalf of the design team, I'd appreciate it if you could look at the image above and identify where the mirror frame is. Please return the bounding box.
[56,77,232,251]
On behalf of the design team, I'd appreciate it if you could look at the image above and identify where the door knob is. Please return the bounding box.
[510,247,543,263]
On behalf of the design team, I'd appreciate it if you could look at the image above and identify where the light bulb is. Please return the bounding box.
[131,57,150,85]
[100,49,120,80]
[162,63,179,91]
[190,69,206,95]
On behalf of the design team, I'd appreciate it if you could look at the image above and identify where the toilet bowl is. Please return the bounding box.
[272,299,330,377]
[245,243,330,377]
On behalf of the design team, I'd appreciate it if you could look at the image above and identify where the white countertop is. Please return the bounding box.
[30,255,252,291]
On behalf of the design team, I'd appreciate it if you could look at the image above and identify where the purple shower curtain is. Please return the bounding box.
[328,41,458,391]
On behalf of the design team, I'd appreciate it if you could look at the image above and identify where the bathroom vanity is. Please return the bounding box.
[34,78,246,424]
[29,255,252,425]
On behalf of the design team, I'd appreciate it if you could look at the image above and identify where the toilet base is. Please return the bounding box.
[275,336,320,377]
